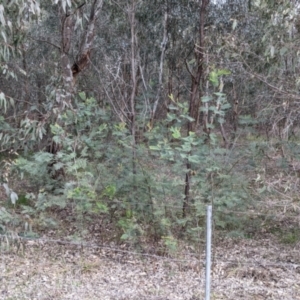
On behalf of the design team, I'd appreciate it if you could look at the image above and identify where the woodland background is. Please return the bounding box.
[1,0,300,249]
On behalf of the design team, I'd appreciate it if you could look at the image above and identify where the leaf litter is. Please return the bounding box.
[0,236,300,299]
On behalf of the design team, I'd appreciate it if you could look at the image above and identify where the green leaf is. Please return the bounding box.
[1,31,6,43]
[102,184,116,199]
[216,69,231,76]
[221,103,231,110]
[270,45,275,58]
[209,69,231,87]
[10,191,18,205]
[53,161,64,171]
[168,104,178,110]
[238,115,256,125]
[166,113,177,121]
[280,47,288,56]
[149,145,161,150]
[0,92,6,113]
[181,143,191,152]
[179,153,188,159]
[232,19,237,30]
[96,202,108,213]
[188,155,200,163]
[209,71,219,87]
[121,233,129,240]
[214,92,226,97]
[201,96,213,103]
[79,91,86,100]
[170,127,181,139]
[168,94,175,102]
[180,115,194,121]
[0,5,6,26]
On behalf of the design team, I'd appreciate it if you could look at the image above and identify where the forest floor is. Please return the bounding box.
[1,235,300,300]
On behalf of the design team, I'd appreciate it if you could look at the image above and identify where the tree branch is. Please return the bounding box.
[29,37,61,51]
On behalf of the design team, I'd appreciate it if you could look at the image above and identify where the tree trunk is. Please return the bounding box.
[183,0,210,219]
[150,6,168,127]
[49,0,103,179]
[59,0,103,106]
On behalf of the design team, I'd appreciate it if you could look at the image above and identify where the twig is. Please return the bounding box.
[28,37,61,51]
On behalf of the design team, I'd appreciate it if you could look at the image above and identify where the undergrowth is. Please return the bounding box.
[1,92,299,253]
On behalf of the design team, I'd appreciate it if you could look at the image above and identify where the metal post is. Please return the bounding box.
[205,205,212,300]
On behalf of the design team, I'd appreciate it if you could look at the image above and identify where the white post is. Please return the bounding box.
[205,205,212,300]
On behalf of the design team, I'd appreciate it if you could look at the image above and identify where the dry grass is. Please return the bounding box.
[1,237,300,300]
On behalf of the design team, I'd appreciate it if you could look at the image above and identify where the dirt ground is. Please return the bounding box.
[0,236,299,300]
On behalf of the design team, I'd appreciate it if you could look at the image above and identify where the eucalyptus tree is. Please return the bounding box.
[249,0,300,142]
[0,0,104,153]
[213,0,300,141]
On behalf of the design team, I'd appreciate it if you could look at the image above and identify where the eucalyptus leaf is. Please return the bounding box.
[10,192,18,205]
[201,96,213,103]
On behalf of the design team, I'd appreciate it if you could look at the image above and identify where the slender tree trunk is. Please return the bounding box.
[49,0,103,178]
[59,4,75,106]
[183,0,210,219]
[129,1,138,178]
[150,5,168,127]
[72,0,104,84]
[59,0,103,106]
[231,85,239,146]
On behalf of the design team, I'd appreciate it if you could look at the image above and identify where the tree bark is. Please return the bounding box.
[128,0,138,178]
[49,0,103,179]
[183,0,210,219]
[72,0,104,83]
[59,0,103,106]
[150,6,168,127]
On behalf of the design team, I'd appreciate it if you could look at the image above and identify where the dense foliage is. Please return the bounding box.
[1,0,300,247]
